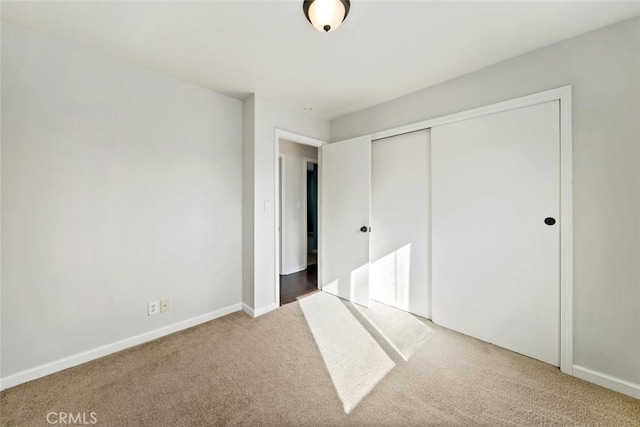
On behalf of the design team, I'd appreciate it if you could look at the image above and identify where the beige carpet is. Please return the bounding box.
[2,300,639,426]
[351,299,434,361]
[299,292,395,414]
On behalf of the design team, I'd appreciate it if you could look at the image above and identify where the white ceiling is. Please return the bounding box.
[2,1,639,119]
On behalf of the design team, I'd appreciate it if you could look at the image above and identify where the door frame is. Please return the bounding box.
[370,86,573,375]
[274,130,326,306]
[278,154,285,273]
[302,157,319,270]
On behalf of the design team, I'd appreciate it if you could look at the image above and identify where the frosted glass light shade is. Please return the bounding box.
[303,0,350,33]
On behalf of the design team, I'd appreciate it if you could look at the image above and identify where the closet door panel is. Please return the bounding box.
[371,130,431,318]
[431,101,560,366]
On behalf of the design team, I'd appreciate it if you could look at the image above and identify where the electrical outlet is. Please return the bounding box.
[148,301,160,316]
[160,299,170,313]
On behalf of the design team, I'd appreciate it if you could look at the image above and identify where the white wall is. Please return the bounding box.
[243,96,329,314]
[331,17,640,387]
[242,96,255,309]
[279,140,318,275]
[279,139,319,159]
[1,25,243,380]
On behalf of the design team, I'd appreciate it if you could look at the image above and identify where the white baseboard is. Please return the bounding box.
[281,265,307,276]
[573,365,640,399]
[0,303,242,391]
[254,302,279,317]
[242,303,255,317]
[241,302,278,318]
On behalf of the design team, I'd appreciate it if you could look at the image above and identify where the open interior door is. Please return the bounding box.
[321,136,371,307]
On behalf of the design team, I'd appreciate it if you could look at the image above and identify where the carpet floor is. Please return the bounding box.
[1,299,639,426]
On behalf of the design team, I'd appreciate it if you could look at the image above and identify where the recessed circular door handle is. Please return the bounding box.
[544,217,556,226]
[360,226,369,233]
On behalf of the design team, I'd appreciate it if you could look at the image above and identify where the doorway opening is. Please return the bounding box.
[305,159,319,268]
[277,135,323,305]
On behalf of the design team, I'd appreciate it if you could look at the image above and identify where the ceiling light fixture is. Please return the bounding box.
[303,0,351,33]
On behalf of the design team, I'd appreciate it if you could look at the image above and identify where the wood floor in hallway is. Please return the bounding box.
[280,263,318,305]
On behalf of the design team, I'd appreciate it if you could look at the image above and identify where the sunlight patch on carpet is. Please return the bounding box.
[299,291,395,414]
[351,300,434,361]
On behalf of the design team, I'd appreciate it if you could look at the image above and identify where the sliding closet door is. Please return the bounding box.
[431,101,560,366]
[371,130,431,318]
[322,136,371,307]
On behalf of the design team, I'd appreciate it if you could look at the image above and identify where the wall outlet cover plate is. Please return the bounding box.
[148,301,160,316]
